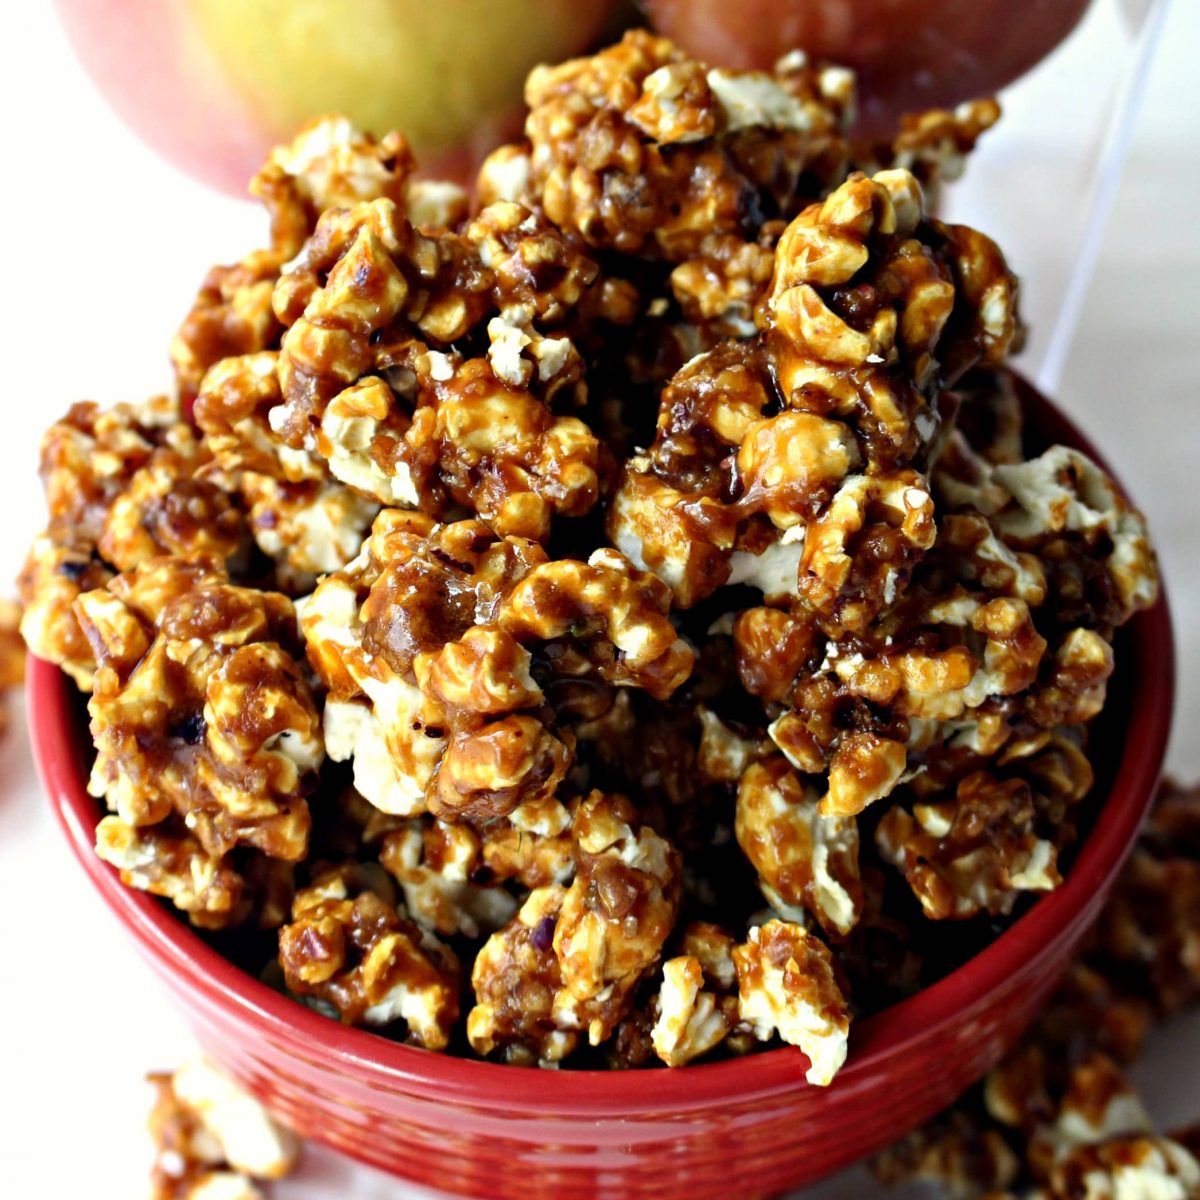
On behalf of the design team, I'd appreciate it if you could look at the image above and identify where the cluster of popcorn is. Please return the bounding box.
[136,780,1198,1198]
[872,779,1200,1199]
[148,1059,300,1200]
[21,31,1158,1083]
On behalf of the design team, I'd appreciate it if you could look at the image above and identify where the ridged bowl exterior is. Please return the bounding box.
[28,379,1174,1199]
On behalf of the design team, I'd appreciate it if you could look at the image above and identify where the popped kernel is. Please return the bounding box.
[278,862,460,1047]
[733,919,850,1086]
[735,758,862,936]
[468,794,682,1063]
[877,770,1061,920]
[650,955,737,1066]
[80,556,321,869]
[148,1059,299,1200]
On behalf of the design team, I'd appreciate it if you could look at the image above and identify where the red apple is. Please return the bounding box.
[53,0,615,195]
[643,0,1093,135]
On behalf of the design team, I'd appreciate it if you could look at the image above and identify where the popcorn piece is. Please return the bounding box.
[148,1060,299,1200]
[241,473,378,592]
[607,458,741,609]
[520,30,851,260]
[993,445,1159,627]
[36,396,206,544]
[761,169,1019,472]
[873,775,1200,1196]
[733,606,818,704]
[680,921,740,992]
[168,1059,300,1180]
[17,533,113,689]
[273,196,580,430]
[877,770,1061,920]
[1030,961,1154,1068]
[100,454,245,575]
[193,351,380,590]
[858,98,1003,198]
[496,551,696,700]
[610,169,1019,615]
[735,758,862,936]
[303,516,677,829]
[1143,777,1200,859]
[251,115,415,255]
[171,251,283,406]
[302,512,556,820]
[418,353,601,541]
[824,732,909,818]
[467,884,588,1063]
[670,230,779,340]
[79,556,321,870]
[697,706,768,783]
[317,376,423,507]
[606,342,777,609]
[486,309,583,399]
[171,116,426,399]
[759,579,1054,817]
[263,196,601,541]
[1023,1052,1154,1180]
[95,815,247,929]
[795,469,936,635]
[733,920,849,1085]
[554,792,682,1004]
[194,352,322,484]
[380,818,518,939]
[1089,848,1200,1015]
[871,1108,1020,1198]
[468,794,682,1062]
[478,820,575,890]
[650,955,736,1067]
[278,863,460,1047]
[1039,1136,1200,1200]
[20,397,243,686]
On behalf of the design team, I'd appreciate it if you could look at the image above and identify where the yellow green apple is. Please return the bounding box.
[55,0,615,194]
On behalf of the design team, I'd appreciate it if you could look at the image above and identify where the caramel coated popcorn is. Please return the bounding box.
[27,26,1161,1082]
[733,919,850,1086]
[735,757,862,936]
[148,1059,299,1200]
[170,116,446,400]
[265,194,602,543]
[19,396,245,687]
[515,31,853,260]
[608,165,1020,615]
[303,511,691,825]
[80,556,321,925]
[467,792,682,1064]
[278,862,460,1046]
[873,778,1200,1200]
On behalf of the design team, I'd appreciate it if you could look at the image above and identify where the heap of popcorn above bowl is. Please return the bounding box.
[23,22,1163,1141]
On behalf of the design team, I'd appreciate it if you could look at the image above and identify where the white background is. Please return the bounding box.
[0,3,1198,1197]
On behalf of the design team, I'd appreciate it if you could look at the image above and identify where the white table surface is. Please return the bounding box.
[1,4,1197,1196]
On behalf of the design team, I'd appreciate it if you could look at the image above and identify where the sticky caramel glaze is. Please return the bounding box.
[80,557,320,864]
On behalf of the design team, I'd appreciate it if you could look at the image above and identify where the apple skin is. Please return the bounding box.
[643,0,1093,135]
[53,0,614,195]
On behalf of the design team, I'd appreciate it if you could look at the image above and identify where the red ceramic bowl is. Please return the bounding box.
[29,377,1173,1200]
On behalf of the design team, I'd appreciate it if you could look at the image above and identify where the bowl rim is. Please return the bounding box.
[28,375,1175,1116]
